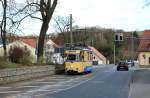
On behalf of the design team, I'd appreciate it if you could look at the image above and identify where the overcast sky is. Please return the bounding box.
[13,0,150,35]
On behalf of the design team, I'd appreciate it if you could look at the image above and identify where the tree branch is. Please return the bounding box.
[30,15,42,20]
[11,2,40,16]
[0,0,4,9]
[53,17,63,33]
[47,0,57,22]
[47,0,51,8]
[40,0,45,18]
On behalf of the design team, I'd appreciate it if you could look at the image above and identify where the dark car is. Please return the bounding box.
[117,61,129,71]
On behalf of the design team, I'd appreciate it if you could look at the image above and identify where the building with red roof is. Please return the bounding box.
[20,37,37,48]
[0,36,61,63]
[138,30,150,66]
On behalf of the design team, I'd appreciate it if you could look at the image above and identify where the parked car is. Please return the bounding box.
[127,60,134,67]
[117,61,129,71]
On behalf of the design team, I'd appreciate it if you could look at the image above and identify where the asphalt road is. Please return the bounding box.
[0,65,132,98]
[129,69,150,98]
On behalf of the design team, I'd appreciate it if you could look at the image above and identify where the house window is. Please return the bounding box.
[149,57,150,64]
[48,45,51,49]
[120,36,123,41]
[115,35,118,41]
[93,56,95,60]
[147,44,150,50]
[143,54,146,59]
[24,45,27,51]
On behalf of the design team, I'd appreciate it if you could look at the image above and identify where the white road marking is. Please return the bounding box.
[9,75,88,97]
[0,87,11,89]
[27,89,53,92]
[46,79,68,81]
[34,76,95,97]
[34,81,57,84]
[0,91,21,93]
[16,86,40,88]
[2,75,89,98]
[91,81,104,84]
[36,78,69,81]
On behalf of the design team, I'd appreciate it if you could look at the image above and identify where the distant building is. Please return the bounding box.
[88,46,106,65]
[115,32,124,41]
[138,30,150,66]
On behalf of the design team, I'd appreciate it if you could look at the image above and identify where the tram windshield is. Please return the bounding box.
[67,54,76,61]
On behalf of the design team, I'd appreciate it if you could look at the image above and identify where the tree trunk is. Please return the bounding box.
[2,0,7,57]
[2,32,7,57]
[37,0,57,62]
[37,21,48,62]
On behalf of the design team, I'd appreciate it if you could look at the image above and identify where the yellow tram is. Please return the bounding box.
[65,48,93,74]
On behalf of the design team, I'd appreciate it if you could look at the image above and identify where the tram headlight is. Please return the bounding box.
[70,65,73,68]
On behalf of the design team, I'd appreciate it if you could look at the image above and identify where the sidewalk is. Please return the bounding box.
[129,69,150,98]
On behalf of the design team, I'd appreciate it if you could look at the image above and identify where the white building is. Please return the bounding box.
[88,46,107,65]
[0,40,37,63]
[45,39,64,64]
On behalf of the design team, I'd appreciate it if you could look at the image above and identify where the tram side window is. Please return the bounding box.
[67,54,76,61]
[80,52,84,61]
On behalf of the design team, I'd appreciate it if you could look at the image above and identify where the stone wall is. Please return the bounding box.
[0,65,55,84]
[55,64,65,74]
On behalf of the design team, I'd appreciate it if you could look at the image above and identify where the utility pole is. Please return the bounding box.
[114,43,116,65]
[131,32,134,62]
[70,14,73,46]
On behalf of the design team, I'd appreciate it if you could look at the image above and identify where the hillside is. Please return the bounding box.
[51,27,140,63]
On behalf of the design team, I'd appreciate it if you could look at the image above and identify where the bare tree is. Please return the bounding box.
[0,0,7,57]
[0,0,25,57]
[37,0,58,62]
[144,0,150,6]
[53,16,70,33]
[14,0,58,62]
[53,16,79,33]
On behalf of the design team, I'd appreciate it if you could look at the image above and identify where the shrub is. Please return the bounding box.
[47,61,55,65]
[37,56,46,65]
[9,46,24,63]
[9,46,32,64]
